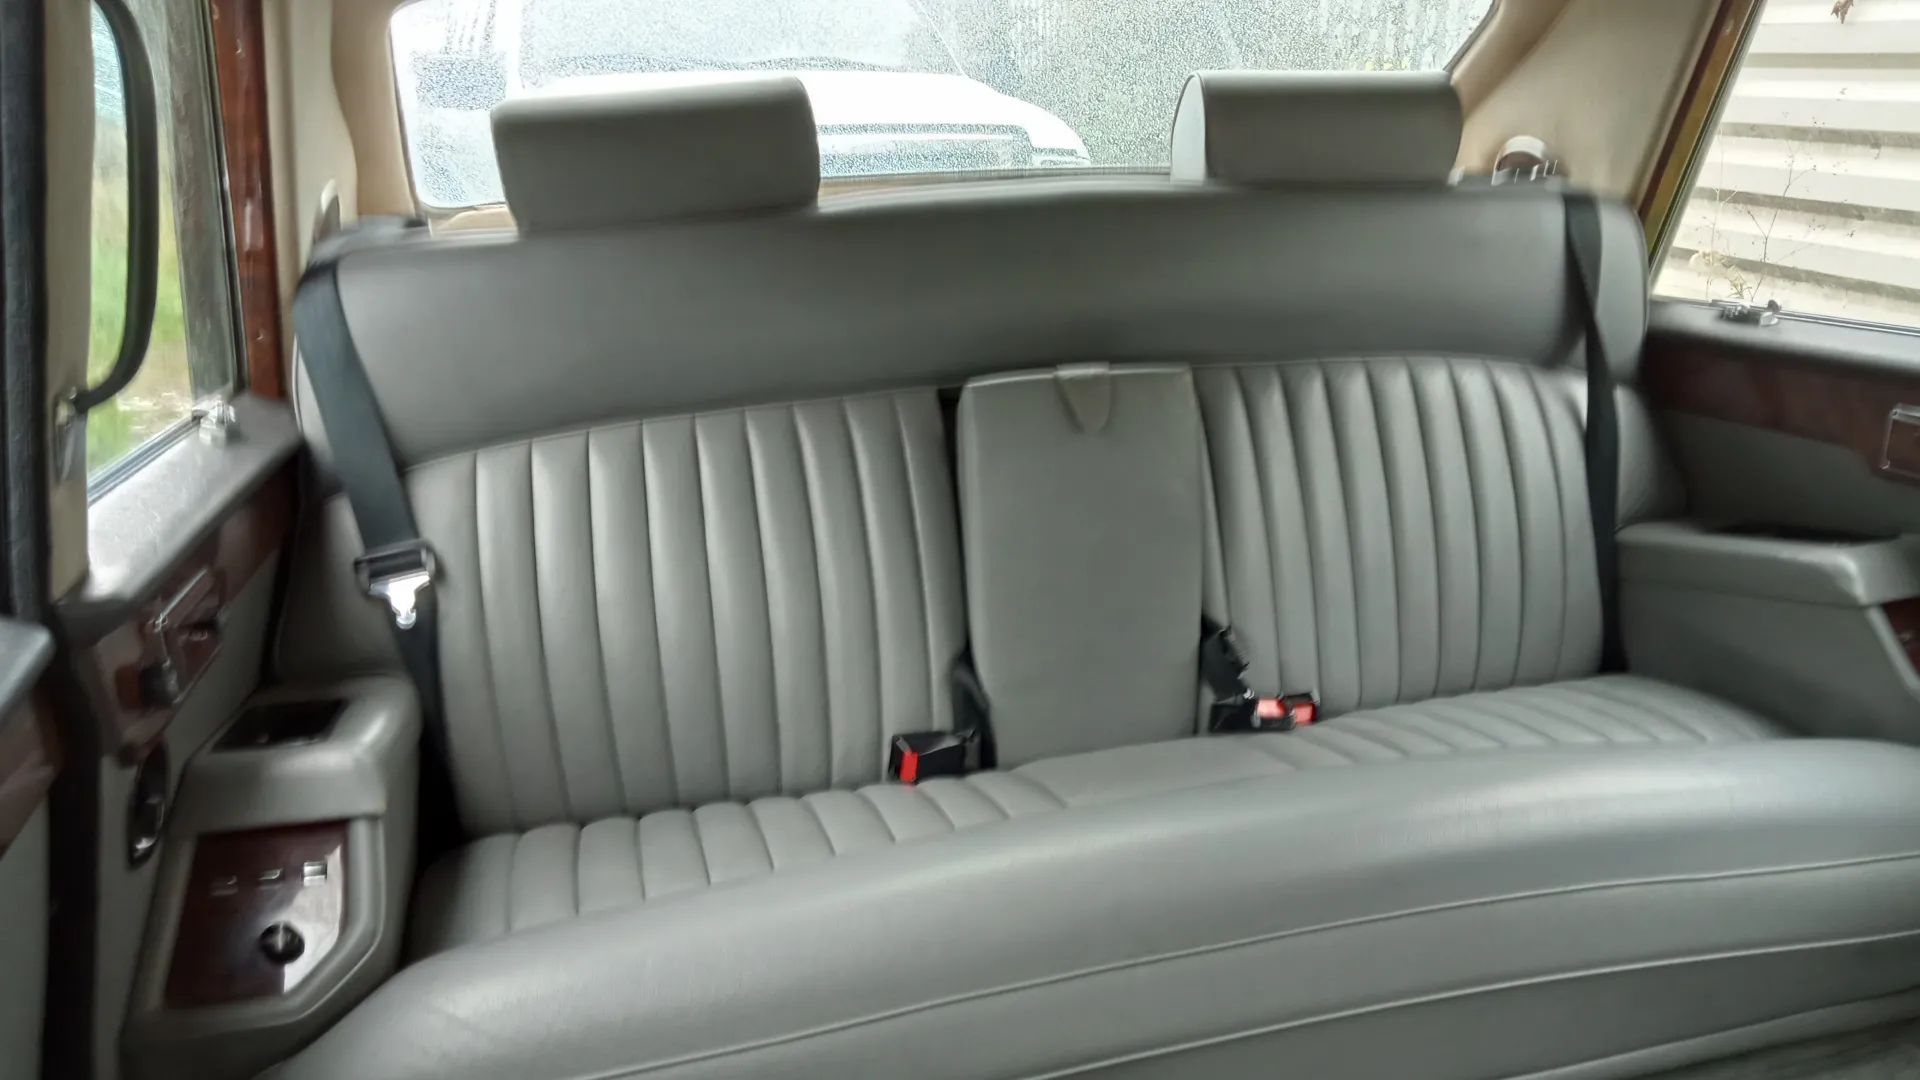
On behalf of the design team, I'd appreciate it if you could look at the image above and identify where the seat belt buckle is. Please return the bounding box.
[1255,692,1319,731]
[1209,690,1258,733]
[1216,691,1319,733]
[888,730,973,784]
[354,541,437,631]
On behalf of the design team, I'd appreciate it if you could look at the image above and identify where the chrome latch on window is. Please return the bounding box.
[1715,299,1782,327]
[355,542,437,630]
[193,397,238,447]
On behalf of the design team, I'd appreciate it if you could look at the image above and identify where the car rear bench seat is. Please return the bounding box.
[266,74,1920,1080]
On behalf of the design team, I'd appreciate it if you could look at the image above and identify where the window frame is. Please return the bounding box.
[79,0,247,499]
[1644,0,1920,342]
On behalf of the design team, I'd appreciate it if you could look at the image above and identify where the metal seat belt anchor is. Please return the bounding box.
[354,541,437,630]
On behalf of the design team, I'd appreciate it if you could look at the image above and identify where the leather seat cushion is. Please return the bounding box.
[279,739,1920,1080]
[410,674,1780,958]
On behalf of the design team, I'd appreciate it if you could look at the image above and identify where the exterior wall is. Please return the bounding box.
[1657,0,1920,327]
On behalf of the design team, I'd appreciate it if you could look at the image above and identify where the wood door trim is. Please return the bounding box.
[210,0,285,399]
[1643,331,1920,483]
[89,468,294,762]
[166,822,348,1008]
[0,698,60,858]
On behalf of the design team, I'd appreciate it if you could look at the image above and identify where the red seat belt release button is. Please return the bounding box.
[1284,693,1318,727]
[888,732,972,783]
[1253,693,1320,731]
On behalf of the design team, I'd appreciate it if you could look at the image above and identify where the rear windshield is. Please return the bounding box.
[391,0,1495,210]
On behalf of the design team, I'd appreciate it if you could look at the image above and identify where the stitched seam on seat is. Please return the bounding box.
[1425,695,1565,747]
[405,387,969,475]
[1485,364,1531,688]
[1481,359,1526,691]
[1589,678,1732,742]
[1363,362,1409,703]
[1398,700,1528,750]
[1297,724,1410,761]
[1573,681,1714,744]
[474,458,522,828]
[959,778,1020,821]
[1523,369,1578,680]
[1480,693,1613,746]
[567,825,584,919]
[1495,686,1639,745]
[687,810,715,887]
[526,443,575,821]
[1331,714,1450,757]
[742,414,786,793]
[1403,358,1443,703]
[692,423,733,799]
[1409,360,1448,700]
[1589,676,1743,734]
[1533,682,1647,742]
[915,786,962,830]
[1358,363,1402,705]
[1511,688,1649,745]
[743,802,780,873]
[1446,364,1487,694]
[1318,369,1366,712]
[1241,736,1318,769]
[501,831,520,934]
[796,795,843,856]
[1269,733,1360,766]
[631,817,647,902]
[1236,368,1296,700]
[854,788,904,843]
[1370,707,1499,752]
[1533,682,1669,743]
[893,395,942,741]
[1009,772,1073,811]
[794,409,838,787]
[1022,931,1920,1080]
[639,435,681,807]
[843,400,887,786]
[561,852,1920,1079]
[584,433,630,814]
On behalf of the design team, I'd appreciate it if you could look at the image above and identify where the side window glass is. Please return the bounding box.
[85,0,239,484]
[1653,0,1920,329]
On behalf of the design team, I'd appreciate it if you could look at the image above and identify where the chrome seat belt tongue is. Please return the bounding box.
[354,540,437,630]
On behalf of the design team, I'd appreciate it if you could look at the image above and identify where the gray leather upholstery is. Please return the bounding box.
[959,365,1208,763]
[490,76,818,232]
[270,77,1920,1080]
[1198,359,1605,716]
[405,673,1777,959]
[409,770,1070,958]
[290,181,1651,481]
[1170,71,1462,186]
[274,740,1920,1080]
[411,391,962,834]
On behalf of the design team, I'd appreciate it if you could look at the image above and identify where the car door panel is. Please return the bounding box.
[0,622,57,1080]
[49,399,299,1080]
[1646,300,1920,537]
[1629,298,1920,744]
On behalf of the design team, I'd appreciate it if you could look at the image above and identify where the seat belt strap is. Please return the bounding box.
[1564,193,1626,673]
[292,246,452,766]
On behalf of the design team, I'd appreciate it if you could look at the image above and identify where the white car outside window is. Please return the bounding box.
[390,0,1495,211]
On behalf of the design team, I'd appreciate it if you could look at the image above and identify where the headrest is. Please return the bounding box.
[1169,71,1461,186]
[491,75,819,232]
